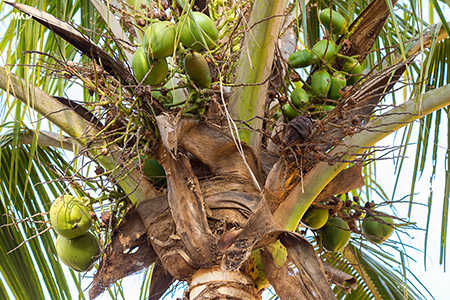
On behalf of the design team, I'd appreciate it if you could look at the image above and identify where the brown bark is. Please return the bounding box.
[157,148,217,267]
[149,263,174,300]
[322,263,358,292]
[336,0,399,62]
[188,266,260,300]
[138,195,199,280]
[89,206,156,299]
[260,232,338,300]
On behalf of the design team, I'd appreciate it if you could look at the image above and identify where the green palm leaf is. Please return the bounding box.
[318,240,431,300]
[347,242,431,300]
[0,139,78,299]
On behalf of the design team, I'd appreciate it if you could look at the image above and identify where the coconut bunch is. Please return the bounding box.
[299,197,396,253]
[131,10,217,89]
[281,8,365,121]
[50,195,100,272]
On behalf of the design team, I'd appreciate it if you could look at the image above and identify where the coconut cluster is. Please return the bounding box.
[281,8,365,121]
[300,199,396,253]
[131,12,218,89]
[50,195,100,272]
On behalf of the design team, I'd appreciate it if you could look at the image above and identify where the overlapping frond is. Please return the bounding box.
[0,126,76,299]
[319,240,431,300]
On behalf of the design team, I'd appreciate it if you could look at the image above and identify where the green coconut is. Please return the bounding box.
[56,232,100,272]
[281,103,301,120]
[319,8,348,35]
[132,47,169,86]
[323,104,336,111]
[362,215,395,244]
[290,88,309,108]
[301,206,329,229]
[50,195,92,239]
[288,49,313,68]
[342,57,364,85]
[328,72,347,100]
[321,217,350,252]
[144,158,166,187]
[183,52,212,88]
[143,21,176,59]
[178,12,219,51]
[311,39,337,65]
[311,70,331,98]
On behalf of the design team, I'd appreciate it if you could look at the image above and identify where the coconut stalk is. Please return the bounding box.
[228,0,288,156]
[0,66,157,205]
[274,83,450,230]
[2,130,73,151]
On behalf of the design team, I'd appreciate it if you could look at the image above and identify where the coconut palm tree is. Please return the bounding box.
[0,0,449,299]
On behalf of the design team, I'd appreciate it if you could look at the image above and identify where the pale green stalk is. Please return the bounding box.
[89,0,133,62]
[228,0,288,155]
[2,130,73,150]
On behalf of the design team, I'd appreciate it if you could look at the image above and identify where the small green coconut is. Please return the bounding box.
[50,195,92,239]
[56,232,100,272]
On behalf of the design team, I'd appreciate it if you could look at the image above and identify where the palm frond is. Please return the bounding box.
[319,240,432,300]
[0,141,79,299]
[0,1,82,92]
[349,242,432,300]
[386,36,450,266]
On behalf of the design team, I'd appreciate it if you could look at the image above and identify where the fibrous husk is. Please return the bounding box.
[221,198,279,271]
[137,194,199,280]
[148,263,174,300]
[261,232,338,300]
[157,148,217,268]
[177,119,260,180]
[149,117,264,279]
[89,207,155,299]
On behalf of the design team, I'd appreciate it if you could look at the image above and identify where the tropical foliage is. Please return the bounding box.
[0,0,449,299]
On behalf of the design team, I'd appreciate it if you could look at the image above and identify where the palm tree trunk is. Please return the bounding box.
[188,266,259,300]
